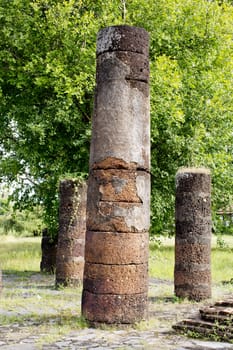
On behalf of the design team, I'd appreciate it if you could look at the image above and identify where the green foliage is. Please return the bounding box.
[0,0,232,235]
[0,196,42,237]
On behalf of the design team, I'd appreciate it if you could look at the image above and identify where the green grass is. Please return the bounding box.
[149,235,233,283]
[0,234,233,346]
[0,235,41,273]
[1,234,233,282]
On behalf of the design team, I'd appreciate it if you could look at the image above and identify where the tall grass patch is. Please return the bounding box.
[149,235,233,283]
[0,236,41,273]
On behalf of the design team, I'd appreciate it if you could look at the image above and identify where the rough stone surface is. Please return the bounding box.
[90,79,150,170]
[175,168,212,301]
[97,51,150,83]
[40,228,57,274]
[85,231,149,264]
[96,25,149,56]
[90,27,150,172]
[82,25,150,324]
[175,244,211,265]
[55,179,87,287]
[88,169,149,203]
[83,263,148,294]
[82,290,148,324]
[87,200,150,233]
[176,168,211,194]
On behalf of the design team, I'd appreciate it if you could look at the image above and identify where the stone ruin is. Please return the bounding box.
[40,228,57,274]
[81,25,151,324]
[56,179,87,287]
[175,167,212,301]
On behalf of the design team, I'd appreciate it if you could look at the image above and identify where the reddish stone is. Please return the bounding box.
[56,257,85,286]
[87,201,150,233]
[82,290,148,324]
[56,180,87,287]
[83,263,148,294]
[82,25,150,324]
[85,231,148,264]
[88,169,149,203]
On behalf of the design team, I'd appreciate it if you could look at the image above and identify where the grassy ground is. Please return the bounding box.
[0,234,233,347]
[0,235,41,274]
[1,234,233,282]
[149,235,233,283]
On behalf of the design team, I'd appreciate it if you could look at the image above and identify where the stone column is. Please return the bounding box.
[82,25,150,324]
[174,167,212,301]
[55,179,87,287]
[40,228,57,274]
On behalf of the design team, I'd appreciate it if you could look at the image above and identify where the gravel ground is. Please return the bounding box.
[1,273,233,350]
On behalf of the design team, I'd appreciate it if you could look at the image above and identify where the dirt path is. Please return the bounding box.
[1,273,233,349]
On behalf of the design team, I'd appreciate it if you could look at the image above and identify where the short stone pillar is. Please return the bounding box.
[55,179,87,287]
[40,228,57,274]
[174,167,212,301]
[82,25,150,324]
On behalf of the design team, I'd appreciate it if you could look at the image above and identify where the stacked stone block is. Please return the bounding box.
[56,179,87,287]
[82,25,150,324]
[174,168,212,301]
[40,228,57,274]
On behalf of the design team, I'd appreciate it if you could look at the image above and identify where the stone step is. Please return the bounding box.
[173,299,233,342]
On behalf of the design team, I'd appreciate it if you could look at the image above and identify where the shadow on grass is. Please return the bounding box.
[3,269,43,277]
[149,296,182,304]
[0,312,88,328]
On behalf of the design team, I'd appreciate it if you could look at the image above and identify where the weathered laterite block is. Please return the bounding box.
[87,169,150,233]
[83,263,148,294]
[85,231,149,264]
[174,168,212,301]
[82,25,150,324]
[56,179,87,287]
[88,169,149,203]
[87,200,150,233]
[82,290,148,324]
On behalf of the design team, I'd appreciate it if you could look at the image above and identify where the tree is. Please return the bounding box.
[0,0,232,235]
[0,0,121,235]
[125,0,233,233]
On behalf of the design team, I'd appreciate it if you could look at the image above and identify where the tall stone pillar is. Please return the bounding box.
[56,179,87,287]
[82,25,150,324]
[174,168,212,301]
